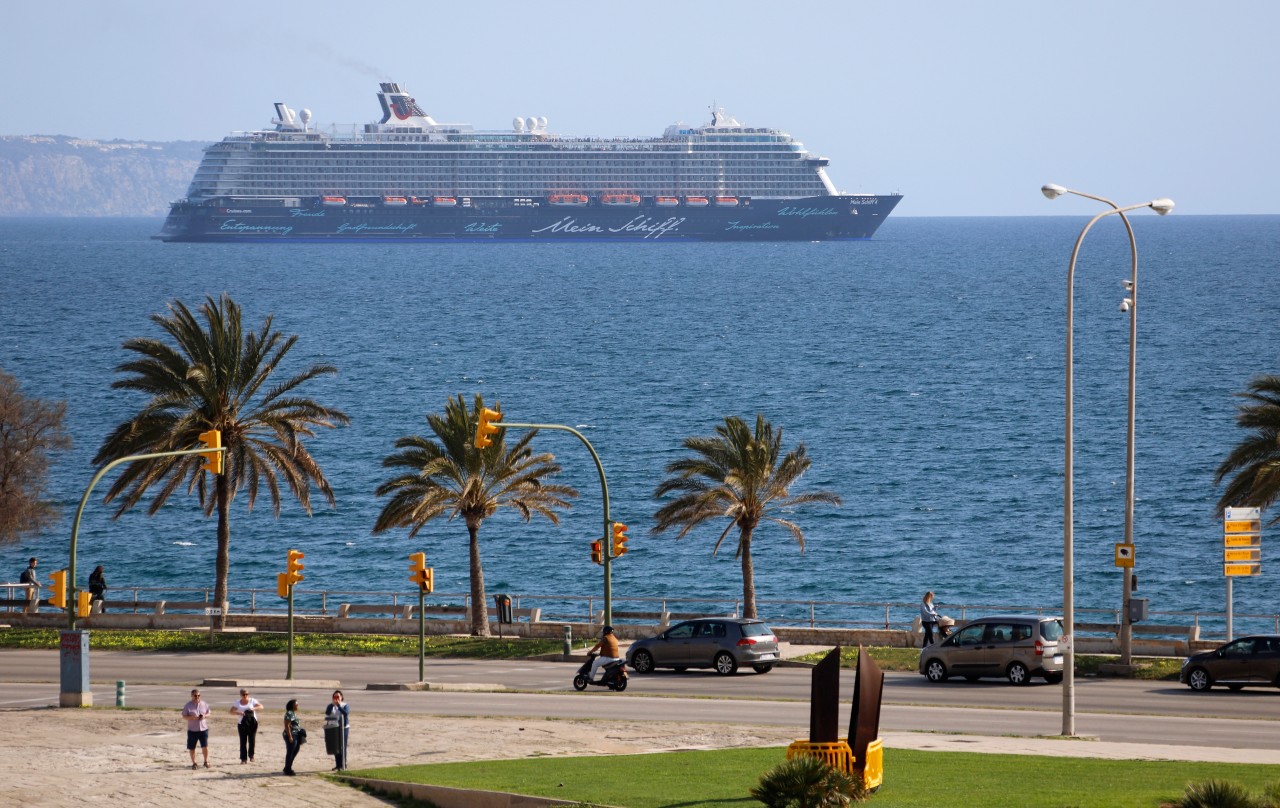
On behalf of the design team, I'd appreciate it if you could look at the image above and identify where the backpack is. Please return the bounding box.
[241,708,257,731]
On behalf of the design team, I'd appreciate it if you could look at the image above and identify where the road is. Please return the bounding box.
[3,649,1278,752]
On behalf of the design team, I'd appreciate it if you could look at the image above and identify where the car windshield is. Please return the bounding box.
[741,622,773,638]
[1040,620,1065,641]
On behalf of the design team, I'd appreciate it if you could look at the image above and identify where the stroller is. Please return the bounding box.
[914,614,955,646]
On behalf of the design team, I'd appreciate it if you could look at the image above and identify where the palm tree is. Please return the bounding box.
[652,414,841,619]
[1215,374,1280,524]
[93,294,349,629]
[372,394,577,636]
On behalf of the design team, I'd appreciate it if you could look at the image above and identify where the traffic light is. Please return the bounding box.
[286,548,305,585]
[611,522,629,557]
[49,569,67,609]
[422,567,434,594]
[475,407,502,449]
[409,552,435,593]
[277,572,291,599]
[591,540,603,565]
[76,591,93,617]
[197,429,223,474]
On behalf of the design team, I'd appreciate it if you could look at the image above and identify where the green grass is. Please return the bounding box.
[792,646,1185,680]
[347,747,1280,808]
[0,627,580,659]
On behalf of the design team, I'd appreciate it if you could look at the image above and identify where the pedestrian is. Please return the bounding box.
[282,698,304,776]
[19,558,39,610]
[325,690,351,770]
[181,688,211,769]
[228,688,263,764]
[920,591,940,647]
[88,565,107,612]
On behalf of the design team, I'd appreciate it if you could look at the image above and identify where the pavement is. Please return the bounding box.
[1,641,1276,807]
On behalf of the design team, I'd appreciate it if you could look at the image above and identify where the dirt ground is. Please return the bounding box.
[1,706,800,808]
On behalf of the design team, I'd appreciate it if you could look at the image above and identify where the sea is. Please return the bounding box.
[1,215,1277,631]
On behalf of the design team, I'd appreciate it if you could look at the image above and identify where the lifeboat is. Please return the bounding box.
[714,196,739,207]
[383,196,408,206]
[684,196,709,207]
[548,193,589,206]
[409,196,428,205]
[601,193,641,206]
[321,196,346,206]
[655,196,680,207]
[433,197,457,207]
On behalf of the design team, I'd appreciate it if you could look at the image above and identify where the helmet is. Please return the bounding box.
[602,625,614,635]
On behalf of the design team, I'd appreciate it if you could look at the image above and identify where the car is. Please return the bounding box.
[918,614,1065,685]
[1180,635,1280,692]
[626,617,780,675]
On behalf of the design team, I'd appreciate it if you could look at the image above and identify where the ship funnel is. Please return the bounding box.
[273,102,302,131]
[377,83,434,125]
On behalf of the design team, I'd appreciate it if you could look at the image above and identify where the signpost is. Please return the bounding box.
[1223,506,1262,639]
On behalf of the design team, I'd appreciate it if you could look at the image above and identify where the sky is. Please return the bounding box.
[2,1,1276,217]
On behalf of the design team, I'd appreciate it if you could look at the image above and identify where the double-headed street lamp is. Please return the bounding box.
[1042,184,1174,736]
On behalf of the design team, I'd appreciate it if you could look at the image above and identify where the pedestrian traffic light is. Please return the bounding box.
[591,540,603,565]
[286,548,305,585]
[49,569,67,609]
[76,591,93,617]
[277,572,291,599]
[611,522,629,557]
[475,406,502,449]
[198,429,223,474]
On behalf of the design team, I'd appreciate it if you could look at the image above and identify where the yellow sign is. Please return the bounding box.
[1224,562,1261,577]
[1224,548,1261,562]
[1224,519,1261,534]
[1114,543,1135,568]
[1224,534,1262,547]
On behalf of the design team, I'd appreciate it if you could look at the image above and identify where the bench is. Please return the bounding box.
[337,603,541,622]
[1074,622,1200,641]
[338,603,414,619]
[598,610,736,629]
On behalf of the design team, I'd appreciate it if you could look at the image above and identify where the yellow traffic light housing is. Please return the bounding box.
[611,522,629,557]
[277,572,291,599]
[409,552,435,593]
[49,569,68,609]
[198,429,223,474]
[76,590,93,617]
[422,567,434,594]
[591,540,603,565]
[475,407,502,449]
[286,548,305,585]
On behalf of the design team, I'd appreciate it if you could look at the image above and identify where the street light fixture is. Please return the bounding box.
[1042,184,1173,736]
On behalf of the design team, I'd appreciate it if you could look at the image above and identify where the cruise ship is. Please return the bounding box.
[158,83,901,243]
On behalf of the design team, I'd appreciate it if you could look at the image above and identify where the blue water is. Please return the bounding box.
[1,216,1277,625]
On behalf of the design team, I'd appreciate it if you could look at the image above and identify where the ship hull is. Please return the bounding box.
[157,195,901,243]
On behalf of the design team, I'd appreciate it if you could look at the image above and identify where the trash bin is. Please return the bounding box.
[495,593,513,624]
[324,717,343,756]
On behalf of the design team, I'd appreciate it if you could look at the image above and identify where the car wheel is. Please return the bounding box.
[1227,683,1245,692]
[714,651,739,676]
[572,674,588,691]
[1007,662,1030,685]
[924,659,948,683]
[1186,666,1212,692]
[631,650,655,674]
[1044,672,1063,685]
[611,677,628,692]
[752,663,774,674]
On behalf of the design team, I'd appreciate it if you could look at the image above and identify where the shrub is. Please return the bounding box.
[1176,779,1262,808]
[750,755,867,807]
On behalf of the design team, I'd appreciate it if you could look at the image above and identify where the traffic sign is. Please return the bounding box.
[1225,534,1261,547]
[1114,543,1135,568]
[1224,548,1261,562]
[1224,563,1261,577]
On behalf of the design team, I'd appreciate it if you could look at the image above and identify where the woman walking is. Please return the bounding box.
[325,690,351,770]
[920,591,940,647]
[228,689,263,764]
[282,698,304,776]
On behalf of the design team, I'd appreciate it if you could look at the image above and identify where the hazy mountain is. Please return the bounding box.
[0,136,207,216]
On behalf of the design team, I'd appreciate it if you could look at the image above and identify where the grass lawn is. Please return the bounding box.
[347,747,1280,808]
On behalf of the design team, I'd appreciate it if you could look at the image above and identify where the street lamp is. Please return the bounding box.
[1041,183,1174,736]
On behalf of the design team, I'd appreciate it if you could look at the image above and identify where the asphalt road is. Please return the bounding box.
[3,649,1278,751]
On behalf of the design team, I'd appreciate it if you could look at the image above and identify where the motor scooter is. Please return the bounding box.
[573,652,628,692]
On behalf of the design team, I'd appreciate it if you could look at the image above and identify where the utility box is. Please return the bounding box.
[1129,597,1149,623]
[494,593,513,624]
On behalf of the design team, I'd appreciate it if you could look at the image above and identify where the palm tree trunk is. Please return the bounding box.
[740,527,757,619]
[467,521,489,636]
[212,474,231,632]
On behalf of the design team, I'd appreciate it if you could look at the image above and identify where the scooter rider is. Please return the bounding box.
[587,625,621,681]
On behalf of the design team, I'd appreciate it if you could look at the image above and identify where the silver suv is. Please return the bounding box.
[918,615,1065,685]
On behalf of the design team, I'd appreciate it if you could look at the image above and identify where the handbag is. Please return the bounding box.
[296,727,307,745]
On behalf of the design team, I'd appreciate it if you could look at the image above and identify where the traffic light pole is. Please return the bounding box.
[287,584,295,680]
[492,421,614,626]
[418,587,426,682]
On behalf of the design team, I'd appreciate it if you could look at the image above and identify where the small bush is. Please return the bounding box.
[750,755,867,807]
[1177,779,1263,808]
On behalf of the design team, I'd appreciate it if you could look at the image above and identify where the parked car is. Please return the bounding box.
[918,615,1065,685]
[1180,635,1280,692]
[626,618,780,675]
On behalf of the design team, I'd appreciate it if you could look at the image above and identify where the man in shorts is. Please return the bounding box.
[181,689,211,769]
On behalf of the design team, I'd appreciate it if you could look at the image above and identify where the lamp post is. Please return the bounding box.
[1041,184,1173,735]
